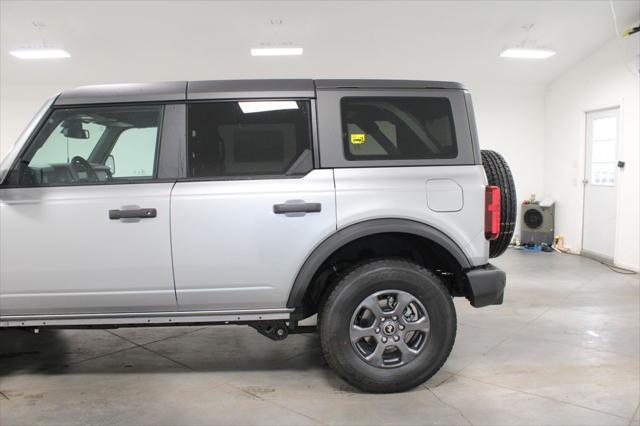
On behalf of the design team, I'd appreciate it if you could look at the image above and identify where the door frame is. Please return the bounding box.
[578,104,623,262]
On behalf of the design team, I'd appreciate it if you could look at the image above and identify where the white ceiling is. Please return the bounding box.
[1,0,639,90]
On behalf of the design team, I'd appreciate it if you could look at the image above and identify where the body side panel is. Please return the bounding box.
[0,183,177,315]
[170,169,337,311]
[334,166,488,266]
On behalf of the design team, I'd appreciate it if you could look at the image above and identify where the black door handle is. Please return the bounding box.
[273,202,322,214]
[109,208,157,220]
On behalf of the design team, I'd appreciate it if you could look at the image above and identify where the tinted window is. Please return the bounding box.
[188,101,312,178]
[11,105,162,186]
[341,97,457,160]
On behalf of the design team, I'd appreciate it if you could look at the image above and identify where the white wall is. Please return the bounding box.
[0,82,68,161]
[545,35,640,270]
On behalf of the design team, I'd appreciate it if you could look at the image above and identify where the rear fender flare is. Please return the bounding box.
[286,218,471,310]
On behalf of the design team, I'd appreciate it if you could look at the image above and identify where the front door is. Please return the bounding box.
[170,100,336,311]
[0,104,176,316]
[582,107,620,261]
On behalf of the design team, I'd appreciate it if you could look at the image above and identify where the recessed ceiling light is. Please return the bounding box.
[9,48,71,59]
[251,47,303,56]
[500,47,556,59]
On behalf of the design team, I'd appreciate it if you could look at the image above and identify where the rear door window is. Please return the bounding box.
[187,100,313,178]
[341,97,458,160]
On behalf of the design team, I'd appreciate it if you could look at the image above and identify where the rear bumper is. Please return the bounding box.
[464,263,506,308]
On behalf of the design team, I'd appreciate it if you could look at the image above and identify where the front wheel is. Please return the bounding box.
[319,259,457,393]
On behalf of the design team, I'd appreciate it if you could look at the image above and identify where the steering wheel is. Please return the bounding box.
[70,156,99,183]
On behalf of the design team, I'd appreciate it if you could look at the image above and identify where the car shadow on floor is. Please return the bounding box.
[0,327,328,377]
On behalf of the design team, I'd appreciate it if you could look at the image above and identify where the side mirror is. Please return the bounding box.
[106,155,116,174]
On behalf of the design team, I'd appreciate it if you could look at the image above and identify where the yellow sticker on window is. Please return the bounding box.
[350,133,366,145]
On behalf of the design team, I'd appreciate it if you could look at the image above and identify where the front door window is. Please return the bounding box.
[8,105,162,186]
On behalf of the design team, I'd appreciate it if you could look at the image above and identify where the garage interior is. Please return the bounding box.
[0,1,639,425]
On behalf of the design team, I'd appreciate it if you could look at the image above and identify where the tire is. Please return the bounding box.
[481,149,517,258]
[319,258,456,393]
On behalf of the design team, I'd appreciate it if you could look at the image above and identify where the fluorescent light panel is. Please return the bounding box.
[251,47,303,56]
[10,48,71,59]
[500,47,556,59]
[239,101,298,114]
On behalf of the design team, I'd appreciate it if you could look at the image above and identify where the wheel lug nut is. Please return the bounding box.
[380,317,386,322]
[392,316,398,321]
[381,337,388,343]
[375,327,380,334]
[398,324,405,330]
[393,335,400,342]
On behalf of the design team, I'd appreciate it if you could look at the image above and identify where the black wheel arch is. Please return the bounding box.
[286,218,472,317]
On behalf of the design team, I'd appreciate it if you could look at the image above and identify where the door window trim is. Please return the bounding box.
[1,103,170,188]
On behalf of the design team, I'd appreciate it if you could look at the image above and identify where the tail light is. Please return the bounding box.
[485,186,501,240]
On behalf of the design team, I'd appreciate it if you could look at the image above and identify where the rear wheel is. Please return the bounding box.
[481,149,517,257]
[319,259,456,393]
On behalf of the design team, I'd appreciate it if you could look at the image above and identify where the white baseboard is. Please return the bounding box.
[613,260,640,273]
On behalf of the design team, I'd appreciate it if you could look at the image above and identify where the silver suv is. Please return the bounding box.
[0,80,516,392]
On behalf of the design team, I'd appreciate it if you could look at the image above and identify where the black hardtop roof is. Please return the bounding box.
[54,79,466,106]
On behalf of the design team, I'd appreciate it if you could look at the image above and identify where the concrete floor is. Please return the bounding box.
[1,250,638,426]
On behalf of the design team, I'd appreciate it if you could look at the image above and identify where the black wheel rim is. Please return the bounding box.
[349,289,430,368]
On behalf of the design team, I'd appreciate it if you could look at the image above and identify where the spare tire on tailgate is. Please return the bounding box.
[481,150,517,258]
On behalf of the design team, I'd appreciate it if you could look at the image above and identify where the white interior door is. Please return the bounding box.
[582,108,620,261]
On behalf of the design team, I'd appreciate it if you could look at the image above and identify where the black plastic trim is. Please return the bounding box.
[465,263,506,308]
[158,104,186,179]
[286,218,472,309]
[273,202,321,214]
[109,208,157,220]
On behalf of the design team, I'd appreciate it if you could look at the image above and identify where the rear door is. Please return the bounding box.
[0,104,178,316]
[170,99,336,311]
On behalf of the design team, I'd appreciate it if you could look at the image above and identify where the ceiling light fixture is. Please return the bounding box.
[251,47,303,56]
[239,101,299,114]
[500,47,556,59]
[9,48,70,59]
[500,24,555,60]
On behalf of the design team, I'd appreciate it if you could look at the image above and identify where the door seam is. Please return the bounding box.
[168,181,179,306]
